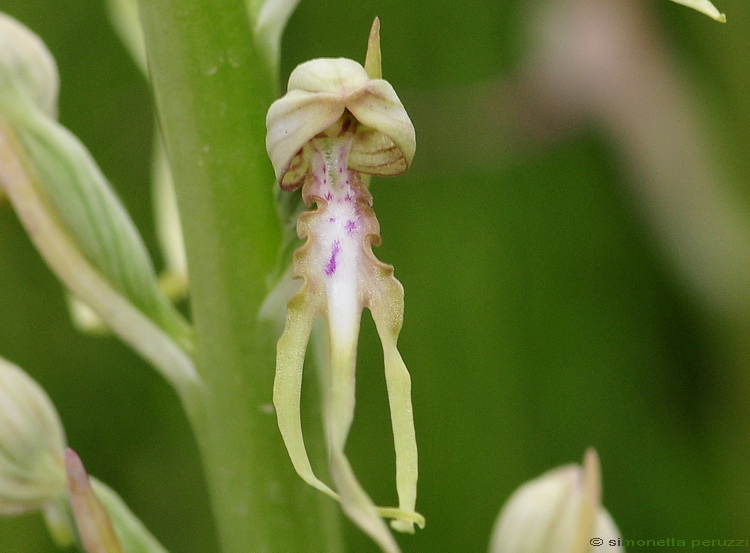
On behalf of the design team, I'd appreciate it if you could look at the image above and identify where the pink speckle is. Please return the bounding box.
[324,192,333,201]
[345,220,356,235]
[324,240,341,276]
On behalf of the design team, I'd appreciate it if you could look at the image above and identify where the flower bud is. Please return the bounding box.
[0,357,75,545]
[0,357,67,516]
[0,12,58,117]
[489,449,623,553]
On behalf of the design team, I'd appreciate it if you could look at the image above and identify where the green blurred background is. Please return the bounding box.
[2,0,749,552]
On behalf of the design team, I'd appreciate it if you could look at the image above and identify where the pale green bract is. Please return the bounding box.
[89,478,170,553]
[66,450,171,553]
[107,0,189,303]
[8,109,192,347]
[0,13,198,398]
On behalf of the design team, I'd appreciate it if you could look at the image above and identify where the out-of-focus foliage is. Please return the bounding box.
[1,1,749,553]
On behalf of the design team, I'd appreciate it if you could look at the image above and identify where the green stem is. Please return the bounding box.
[136,1,344,552]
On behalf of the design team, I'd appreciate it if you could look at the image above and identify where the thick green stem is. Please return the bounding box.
[136,1,344,552]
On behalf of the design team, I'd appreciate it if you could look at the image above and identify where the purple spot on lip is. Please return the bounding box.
[324,240,341,276]
[324,192,333,201]
[345,220,356,235]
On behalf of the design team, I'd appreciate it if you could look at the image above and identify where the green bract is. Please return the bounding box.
[66,450,126,553]
[251,0,302,73]
[0,13,198,400]
[66,450,171,553]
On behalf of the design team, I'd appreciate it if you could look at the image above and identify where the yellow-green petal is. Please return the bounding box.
[274,290,338,499]
[364,18,382,80]
[668,0,726,22]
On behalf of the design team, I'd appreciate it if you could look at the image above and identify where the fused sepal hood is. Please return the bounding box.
[265,20,415,191]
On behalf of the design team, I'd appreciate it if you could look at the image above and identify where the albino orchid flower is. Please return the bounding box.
[266,18,422,553]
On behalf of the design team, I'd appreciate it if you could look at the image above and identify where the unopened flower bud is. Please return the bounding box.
[0,357,67,515]
[0,357,74,545]
[489,449,623,553]
[0,12,58,117]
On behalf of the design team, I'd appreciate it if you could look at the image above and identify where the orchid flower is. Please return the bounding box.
[266,18,423,553]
